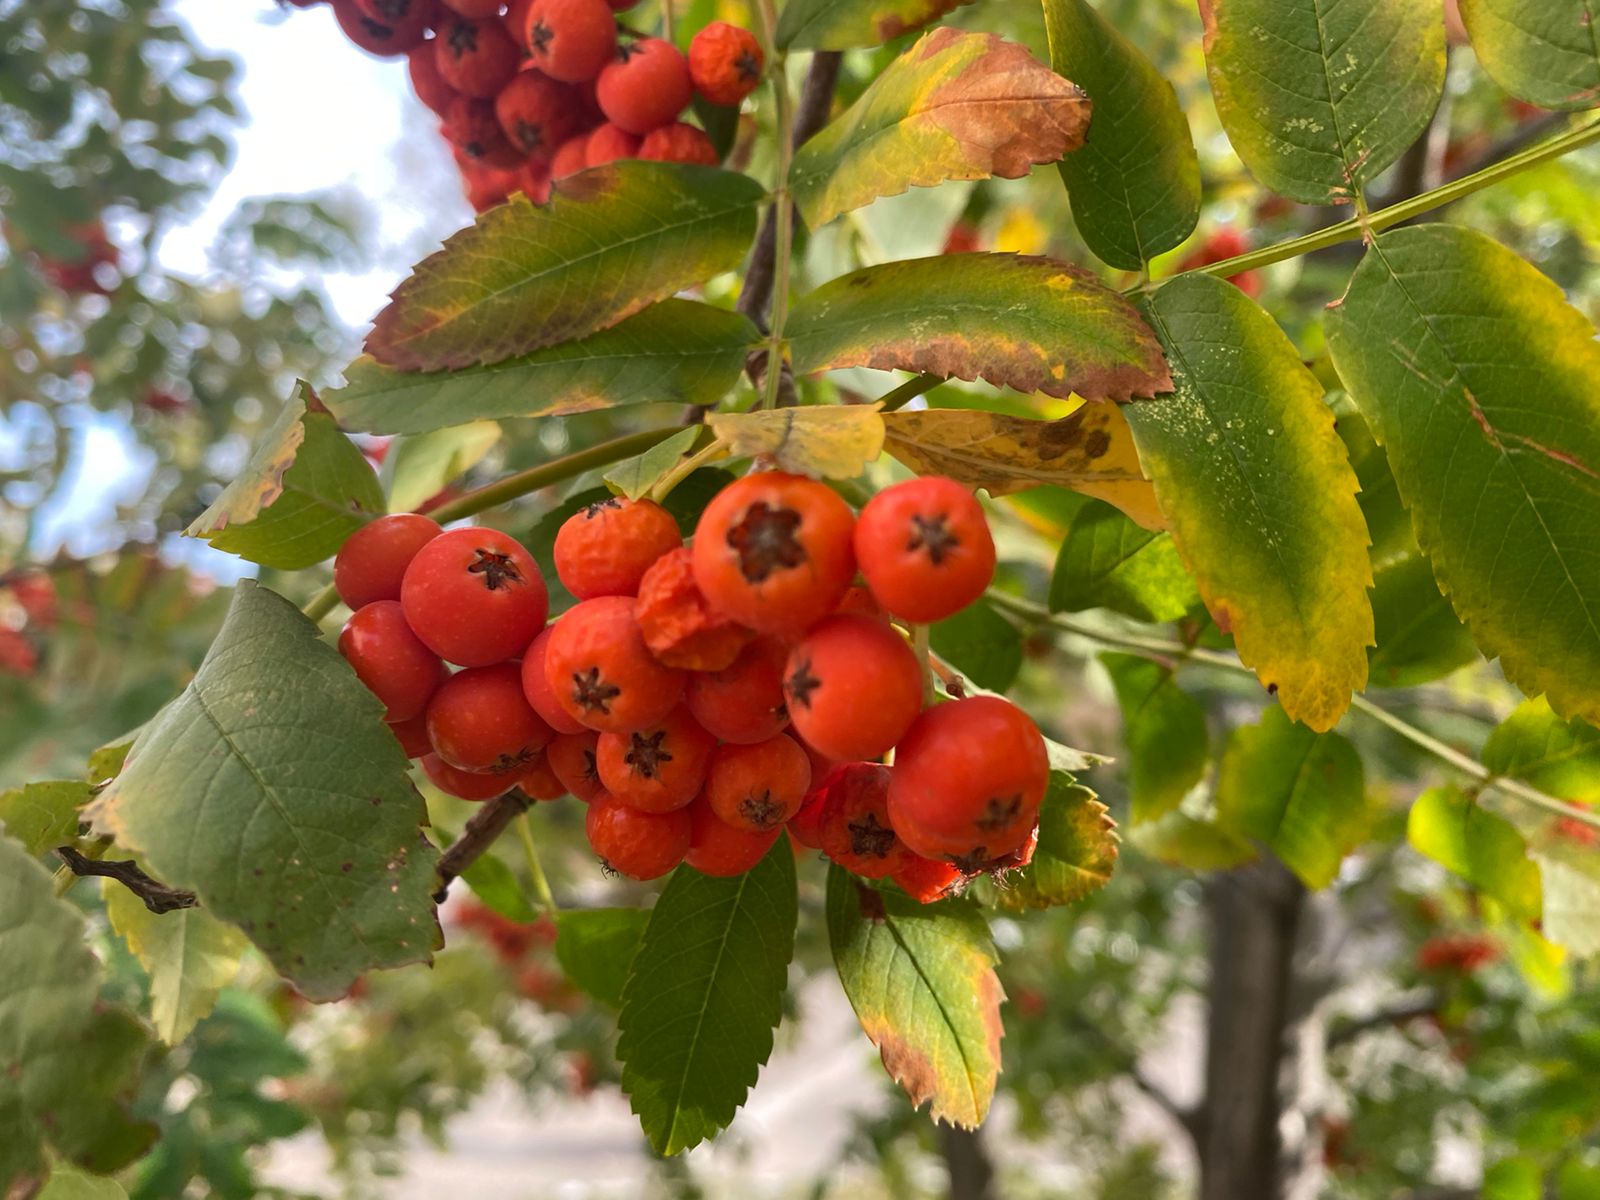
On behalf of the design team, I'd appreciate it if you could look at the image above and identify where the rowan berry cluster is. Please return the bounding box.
[291,0,763,213]
[333,470,1049,903]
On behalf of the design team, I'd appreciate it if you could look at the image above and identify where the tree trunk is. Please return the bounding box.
[940,1122,996,1200]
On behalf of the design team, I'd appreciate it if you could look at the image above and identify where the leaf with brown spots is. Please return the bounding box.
[708,404,886,480]
[992,774,1119,909]
[826,865,1003,1128]
[882,405,1166,530]
[776,0,975,49]
[786,253,1172,403]
[790,28,1090,230]
[185,383,385,570]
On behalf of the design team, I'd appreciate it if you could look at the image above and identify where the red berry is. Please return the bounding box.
[704,734,811,833]
[638,122,718,165]
[547,729,605,801]
[595,706,715,813]
[550,133,590,178]
[585,121,639,166]
[891,853,966,904]
[685,796,780,877]
[435,15,521,98]
[516,155,553,204]
[334,513,442,611]
[887,697,1048,868]
[408,38,461,115]
[787,783,828,850]
[339,601,448,722]
[8,571,57,630]
[635,545,753,671]
[459,155,522,210]
[332,0,429,55]
[495,68,582,161]
[425,662,556,773]
[854,476,995,624]
[439,0,501,14]
[518,752,568,800]
[553,495,682,599]
[521,626,588,734]
[816,762,911,879]
[387,712,434,758]
[596,38,692,134]
[686,635,789,744]
[421,752,515,801]
[542,596,685,733]
[585,793,690,879]
[524,0,616,83]
[444,95,526,168]
[691,472,857,637]
[400,526,549,667]
[834,584,887,622]
[784,615,923,762]
[688,21,763,107]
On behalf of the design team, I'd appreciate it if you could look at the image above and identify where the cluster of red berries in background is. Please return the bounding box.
[332,468,1051,903]
[0,570,59,679]
[284,0,763,213]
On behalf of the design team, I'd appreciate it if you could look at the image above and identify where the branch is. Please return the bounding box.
[431,789,531,903]
[1327,995,1440,1049]
[55,845,197,914]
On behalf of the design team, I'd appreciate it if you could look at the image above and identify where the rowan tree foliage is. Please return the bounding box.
[3,1,1600,1198]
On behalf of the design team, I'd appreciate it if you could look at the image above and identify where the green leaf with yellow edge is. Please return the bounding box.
[1327,225,1600,727]
[604,427,701,501]
[776,0,975,49]
[384,421,499,513]
[1408,784,1543,923]
[787,253,1173,403]
[1484,698,1600,804]
[328,301,758,435]
[1104,654,1208,825]
[1131,811,1257,871]
[1461,0,1600,111]
[1215,705,1368,889]
[38,1165,128,1200]
[708,404,885,479]
[993,774,1119,909]
[184,385,384,570]
[790,29,1089,230]
[366,164,764,371]
[826,865,1002,1127]
[99,582,441,1002]
[881,405,1166,531]
[1050,499,1197,622]
[0,835,154,1191]
[1198,0,1446,204]
[1368,552,1479,688]
[1043,0,1201,269]
[556,908,649,1009]
[1130,273,1373,732]
[0,780,88,857]
[617,846,796,1155]
[103,883,248,1045]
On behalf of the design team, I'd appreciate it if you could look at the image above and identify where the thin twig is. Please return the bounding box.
[1327,995,1441,1049]
[56,846,197,914]
[432,790,531,903]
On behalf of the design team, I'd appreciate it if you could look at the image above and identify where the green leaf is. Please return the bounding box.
[1327,224,1600,725]
[708,405,886,479]
[366,165,764,371]
[930,599,1022,693]
[604,427,701,501]
[1050,499,1197,622]
[0,836,153,1190]
[461,854,539,923]
[555,908,650,1009]
[881,405,1166,531]
[1042,0,1202,268]
[1484,698,1600,804]
[384,421,500,513]
[1198,0,1447,203]
[0,780,88,856]
[103,884,248,1045]
[1104,654,1208,825]
[1130,811,1257,870]
[38,1165,128,1200]
[993,774,1119,909]
[1215,705,1368,889]
[790,28,1089,229]
[826,865,1003,1126]
[328,301,758,435]
[787,253,1174,403]
[1407,784,1543,922]
[1461,0,1600,111]
[616,846,797,1155]
[1130,273,1373,732]
[1367,552,1478,687]
[184,385,384,570]
[1538,855,1600,958]
[99,582,441,1002]
[776,0,975,49]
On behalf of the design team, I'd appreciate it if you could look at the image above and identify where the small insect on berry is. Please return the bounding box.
[523,0,617,83]
[595,37,693,134]
[784,615,924,762]
[692,471,857,637]
[334,513,442,611]
[703,734,812,833]
[546,729,605,802]
[854,476,996,624]
[434,14,521,98]
[595,706,716,813]
[542,595,685,733]
[400,526,549,667]
[684,796,781,878]
[553,495,682,599]
[585,793,691,880]
[425,662,556,774]
[688,21,764,107]
[495,68,582,162]
[638,122,719,165]
[686,635,790,744]
[816,762,912,880]
[339,600,449,722]
[420,753,516,801]
[635,545,753,672]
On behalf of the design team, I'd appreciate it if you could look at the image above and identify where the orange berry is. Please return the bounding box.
[854,476,995,624]
[638,122,718,165]
[890,853,966,904]
[543,596,685,733]
[547,729,605,802]
[596,38,692,134]
[521,625,588,735]
[688,21,763,107]
[425,662,556,773]
[784,615,923,762]
[595,706,716,813]
[518,752,568,800]
[704,734,812,833]
[334,513,442,610]
[420,752,515,801]
[816,762,911,879]
[635,545,753,671]
[684,795,780,877]
[585,793,690,879]
[686,635,790,744]
[553,495,682,599]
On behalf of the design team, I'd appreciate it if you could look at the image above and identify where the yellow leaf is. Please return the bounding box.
[708,404,886,479]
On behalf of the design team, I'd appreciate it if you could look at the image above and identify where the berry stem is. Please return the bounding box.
[984,589,1600,833]
[912,623,934,706]
[754,0,792,412]
[648,433,726,503]
[516,811,558,916]
[658,0,673,45]
[878,374,941,413]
